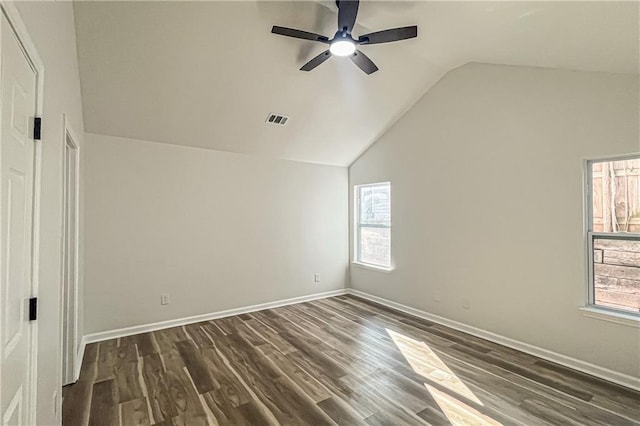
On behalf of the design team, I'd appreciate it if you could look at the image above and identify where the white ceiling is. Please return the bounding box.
[74,1,639,166]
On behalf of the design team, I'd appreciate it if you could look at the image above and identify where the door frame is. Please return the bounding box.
[0,2,45,425]
[60,115,80,385]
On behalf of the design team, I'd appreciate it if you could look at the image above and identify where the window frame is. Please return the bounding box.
[584,153,640,318]
[354,182,392,270]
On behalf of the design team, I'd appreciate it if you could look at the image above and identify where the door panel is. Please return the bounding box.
[2,387,22,425]
[4,170,26,357]
[0,12,38,426]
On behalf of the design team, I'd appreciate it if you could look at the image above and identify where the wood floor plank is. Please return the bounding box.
[533,359,640,409]
[63,380,93,426]
[392,358,549,426]
[201,389,245,425]
[175,340,217,394]
[114,344,143,403]
[82,343,100,371]
[136,333,159,356]
[242,318,296,354]
[249,310,288,334]
[236,401,279,425]
[320,298,441,340]
[314,298,381,325]
[438,348,634,425]
[338,373,430,425]
[95,340,119,382]
[212,316,246,335]
[315,298,457,350]
[202,390,274,425]
[340,296,540,365]
[281,348,381,418]
[212,332,334,425]
[291,303,410,369]
[234,322,269,347]
[154,328,189,353]
[64,295,640,426]
[342,371,431,417]
[184,323,215,348]
[202,321,226,337]
[278,329,350,380]
[317,397,367,425]
[88,380,118,426]
[449,343,595,401]
[259,343,332,404]
[340,296,500,353]
[200,346,253,407]
[141,354,178,423]
[415,405,452,426]
[63,343,98,426]
[160,346,208,424]
[272,307,383,378]
[121,398,151,426]
[118,334,138,348]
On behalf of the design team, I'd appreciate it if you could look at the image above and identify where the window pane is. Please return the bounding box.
[359,186,373,223]
[360,184,390,226]
[360,226,390,267]
[592,159,640,233]
[594,237,640,313]
[357,182,391,267]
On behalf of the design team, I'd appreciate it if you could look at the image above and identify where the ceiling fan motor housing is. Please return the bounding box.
[334,31,355,42]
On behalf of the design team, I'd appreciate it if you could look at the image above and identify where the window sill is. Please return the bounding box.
[351,261,394,273]
[579,306,640,328]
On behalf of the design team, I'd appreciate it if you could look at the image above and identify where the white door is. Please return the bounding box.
[0,12,38,426]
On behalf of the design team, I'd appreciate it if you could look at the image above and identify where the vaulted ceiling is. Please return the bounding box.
[74,1,639,166]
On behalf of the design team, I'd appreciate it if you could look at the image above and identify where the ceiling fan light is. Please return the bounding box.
[330,40,356,57]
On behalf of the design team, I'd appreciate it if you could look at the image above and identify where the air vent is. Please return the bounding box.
[265,113,289,126]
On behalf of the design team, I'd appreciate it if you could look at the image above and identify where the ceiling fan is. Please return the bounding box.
[272,0,417,75]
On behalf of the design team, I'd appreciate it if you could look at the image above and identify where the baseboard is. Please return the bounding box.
[83,289,347,345]
[345,288,640,392]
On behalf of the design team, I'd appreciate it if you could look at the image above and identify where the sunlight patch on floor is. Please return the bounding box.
[387,328,503,425]
[387,328,482,404]
[426,384,502,426]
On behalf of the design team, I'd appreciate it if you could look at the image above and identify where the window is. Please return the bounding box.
[587,156,640,314]
[355,182,391,269]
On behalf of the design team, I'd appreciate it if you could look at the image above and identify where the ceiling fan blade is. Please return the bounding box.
[350,49,378,74]
[300,50,332,71]
[358,26,418,45]
[337,0,359,33]
[272,26,329,43]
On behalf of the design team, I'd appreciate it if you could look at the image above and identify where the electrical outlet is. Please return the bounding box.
[313,273,320,283]
[160,294,170,305]
[462,298,470,309]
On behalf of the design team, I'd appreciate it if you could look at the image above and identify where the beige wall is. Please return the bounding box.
[84,133,348,334]
[12,2,86,424]
[349,63,640,378]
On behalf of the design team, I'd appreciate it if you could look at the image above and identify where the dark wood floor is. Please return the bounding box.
[63,295,640,426]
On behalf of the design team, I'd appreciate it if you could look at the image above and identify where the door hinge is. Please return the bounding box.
[28,297,37,321]
[33,117,41,140]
